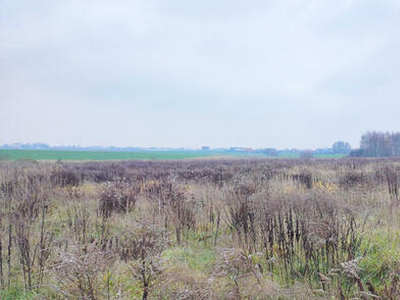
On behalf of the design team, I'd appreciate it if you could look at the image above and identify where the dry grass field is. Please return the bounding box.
[0,158,399,299]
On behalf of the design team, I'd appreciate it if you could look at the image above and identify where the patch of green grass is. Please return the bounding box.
[163,245,215,272]
[0,149,347,161]
[0,149,242,161]
[360,229,400,287]
[0,285,37,300]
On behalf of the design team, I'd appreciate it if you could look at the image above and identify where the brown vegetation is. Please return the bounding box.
[0,158,400,299]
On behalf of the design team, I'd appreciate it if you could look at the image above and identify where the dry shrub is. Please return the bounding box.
[165,186,196,245]
[224,187,365,288]
[65,201,93,245]
[382,272,400,299]
[142,180,196,244]
[8,169,55,291]
[384,166,400,205]
[224,184,259,253]
[99,181,137,218]
[211,247,283,299]
[116,220,169,300]
[12,171,50,222]
[315,258,381,300]
[291,171,314,189]
[13,212,54,291]
[277,284,319,300]
[212,248,259,299]
[50,167,80,187]
[338,169,379,191]
[158,265,213,300]
[54,243,113,300]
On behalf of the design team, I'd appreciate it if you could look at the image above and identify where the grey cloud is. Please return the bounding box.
[1,0,400,148]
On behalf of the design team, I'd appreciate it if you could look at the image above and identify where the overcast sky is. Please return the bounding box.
[1,0,399,149]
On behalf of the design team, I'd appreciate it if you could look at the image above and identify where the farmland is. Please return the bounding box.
[0,149,245,161]
[0,149,346,161]
[1,157,400,299]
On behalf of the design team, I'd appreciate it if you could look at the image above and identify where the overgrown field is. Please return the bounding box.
[0,158,399,299]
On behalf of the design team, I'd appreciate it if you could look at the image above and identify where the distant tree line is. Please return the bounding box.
[332,141,351,154]
[351,131,400,157]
